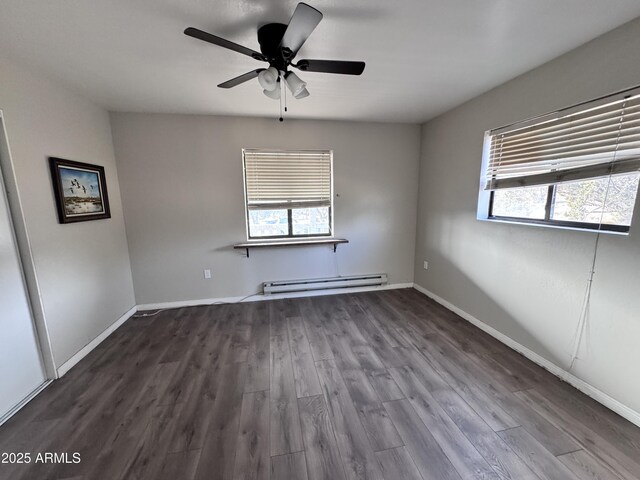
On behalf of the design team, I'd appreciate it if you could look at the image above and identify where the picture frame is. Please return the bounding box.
[49,157,111,224]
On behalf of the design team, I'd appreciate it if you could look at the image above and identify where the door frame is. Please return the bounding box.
[0,110,56,380]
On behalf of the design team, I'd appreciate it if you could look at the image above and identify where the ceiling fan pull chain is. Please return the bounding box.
[284,75,288,113]
[279,77,284,122]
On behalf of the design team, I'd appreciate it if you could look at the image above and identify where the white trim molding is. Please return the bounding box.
[137,282,414,311]
[56,305,137,378]
[0,112,57,379]
[412,283,640,428]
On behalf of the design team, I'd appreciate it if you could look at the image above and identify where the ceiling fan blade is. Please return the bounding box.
[279,3,323,57]
[184,27,266,61]
[295,59,365,75]
[218,69,265,88]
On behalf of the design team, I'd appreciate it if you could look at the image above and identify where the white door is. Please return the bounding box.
[0,153,46,421]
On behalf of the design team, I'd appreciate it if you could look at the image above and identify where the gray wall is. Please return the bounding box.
[111,113,420,305]
[414,18,640,414]
[0,58,135,369]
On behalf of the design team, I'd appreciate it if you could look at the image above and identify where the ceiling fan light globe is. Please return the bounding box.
[294,87,310,99]
[285,71,307,97]
[263,87,281,100]
[258,67,279,91]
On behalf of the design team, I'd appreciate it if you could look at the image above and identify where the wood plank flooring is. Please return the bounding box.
[1,288,639,480]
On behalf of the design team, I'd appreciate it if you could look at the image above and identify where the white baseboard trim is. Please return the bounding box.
[137,282,415,311]
[56,305,137,378]
[412,283,640,428]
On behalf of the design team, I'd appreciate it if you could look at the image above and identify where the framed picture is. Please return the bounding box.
[49,157,111,223]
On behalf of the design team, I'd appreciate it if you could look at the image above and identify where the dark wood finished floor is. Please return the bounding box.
[1,288,640,480]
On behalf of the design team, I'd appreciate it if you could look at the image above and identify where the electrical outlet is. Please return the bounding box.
[423,261,429,270]
[204,269,211,279]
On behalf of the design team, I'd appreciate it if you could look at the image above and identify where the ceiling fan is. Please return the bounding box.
[184,2,365,102]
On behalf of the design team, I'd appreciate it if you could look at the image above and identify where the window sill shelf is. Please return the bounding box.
[233,238,348,257]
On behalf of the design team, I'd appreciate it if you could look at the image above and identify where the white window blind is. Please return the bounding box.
[484,91,640,190]
[243,149,332,210]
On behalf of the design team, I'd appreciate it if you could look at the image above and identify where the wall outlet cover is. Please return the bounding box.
[204,269,211,279]
[423,261,429,270]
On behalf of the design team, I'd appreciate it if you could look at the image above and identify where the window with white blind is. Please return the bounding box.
[478,87,640,233]
[243,149,333,239]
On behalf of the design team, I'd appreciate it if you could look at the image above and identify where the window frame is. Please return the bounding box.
[487,185,632,234]
[242,149,334,241]
[477,86,640,235]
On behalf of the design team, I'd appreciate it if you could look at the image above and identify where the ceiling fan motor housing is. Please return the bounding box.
[257,23,290,70]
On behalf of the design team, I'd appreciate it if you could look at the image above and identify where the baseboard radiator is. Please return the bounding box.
[263,273,388,295]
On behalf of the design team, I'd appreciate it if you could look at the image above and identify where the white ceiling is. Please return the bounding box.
[1,0,640,123]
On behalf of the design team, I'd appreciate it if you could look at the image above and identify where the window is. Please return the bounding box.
[243,149,333,239]
[479,88,640,233]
